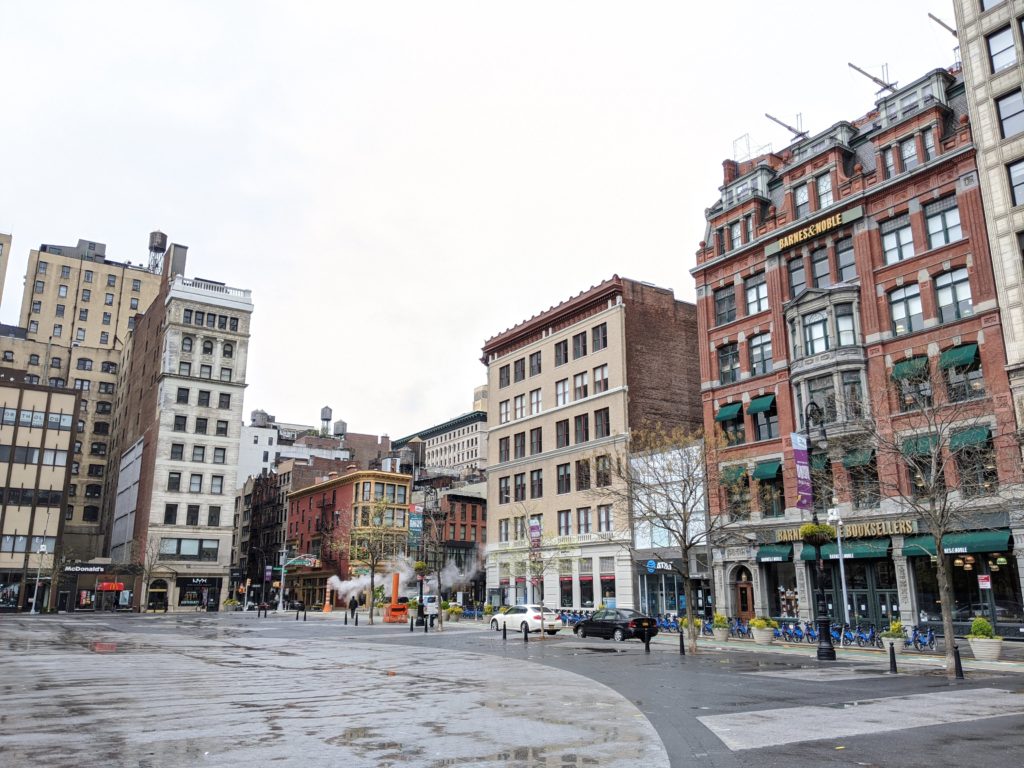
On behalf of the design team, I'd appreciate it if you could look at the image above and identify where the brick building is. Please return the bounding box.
[285,468,411,608]
[694,65,1023,632]
[482,277,700,610]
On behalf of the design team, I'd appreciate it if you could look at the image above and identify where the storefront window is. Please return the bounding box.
[1,576,22,608]
[764,563,799,618]
[913,554,1022,628]
[579,578,594,608]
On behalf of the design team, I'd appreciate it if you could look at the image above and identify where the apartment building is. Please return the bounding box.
[482,277,700,609]
[105,250,253,612]
[0,377,78,611]
[394,408,488,480]
[0,236,163,559]
[694,65,1023,634]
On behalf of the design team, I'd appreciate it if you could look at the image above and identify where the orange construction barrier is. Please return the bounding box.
[383,572,408,623]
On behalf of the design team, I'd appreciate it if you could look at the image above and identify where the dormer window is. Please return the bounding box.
[900,137,919,172]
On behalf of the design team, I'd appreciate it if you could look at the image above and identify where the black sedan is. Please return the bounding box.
[573,608,659,642]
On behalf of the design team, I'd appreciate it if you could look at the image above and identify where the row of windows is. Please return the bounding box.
[182,309,240,332]
[170,443,228,464]
[36,262,143,291]
[497,323,608,388]
[0,408,74,431]
[0,444,69,467]
[0,487,64,507]
[158,537,220,561]
[26,321,118,345]
[497,407,612,463]
[32,281,143,310]
[166,471,226,494]
[181,337,234,357]
[175,387,233,409]
[498,365,609,423]
[177,362,234,381]
[496,454,612,504]
[495,505,613,541]
[0,535,58,553]
[171,415,230,435]
[163,503,222,527]
[358,481,410,505]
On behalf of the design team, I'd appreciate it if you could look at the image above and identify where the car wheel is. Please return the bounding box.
[520,622,530,635]
[546,630,558,636]
[490,619,499,631]
[576,625,587,639]
[613,628,625,642]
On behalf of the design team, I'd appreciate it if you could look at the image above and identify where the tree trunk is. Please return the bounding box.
[681,558,698,654]
[368,571,375,625]
[436,572,443,631]
[934,536,957,678]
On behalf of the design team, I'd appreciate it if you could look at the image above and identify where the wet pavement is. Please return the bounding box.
[0,613,668,768]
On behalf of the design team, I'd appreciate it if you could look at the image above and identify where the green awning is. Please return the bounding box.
[757,543,793,562]
[901,535,936,557]
[842,449,874,468]
[901,434,937,457]
[801,538,891,560]
[939,343,978,370]
[719,465,747,486]
[747,395,776,415]
[811,453,829,471]
[903,529,1012,556]
[949,426,991,452]
[892,357,929,380]
[940,530,1011,555]
[752,460,782,480]
[715,402,742,422]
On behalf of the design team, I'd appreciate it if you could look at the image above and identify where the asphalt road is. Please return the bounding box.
[3,612,1023,768]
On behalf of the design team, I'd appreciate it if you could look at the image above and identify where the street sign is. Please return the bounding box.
[978,574,992,590]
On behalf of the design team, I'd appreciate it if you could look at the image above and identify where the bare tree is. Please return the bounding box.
[349,497,406,625]
[591,425,726,653]
[826,357,1020,677]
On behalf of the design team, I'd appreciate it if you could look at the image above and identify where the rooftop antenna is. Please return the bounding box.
[928,12,958,38]
[848,62,898,95]
[732,133,772,162]
[765,113,808,141]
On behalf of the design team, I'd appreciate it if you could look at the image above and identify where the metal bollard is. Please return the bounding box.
[303,609,307,622]
[355,613,358,626]
[424,615,429,633]
[954,644,965,680]
[502,623,507,641]
[644,629,650,653]
[523,624,529,643]
[344,613,347,626]
[295,610,300,621]
[410,617,414,632]
[889,641,897,674]
[679,631,685,656]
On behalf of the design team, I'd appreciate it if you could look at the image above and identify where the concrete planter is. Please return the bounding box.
[712,627,730,642]
[882,637,906,654]
[968,637,1002,661]
[751,627,775,645]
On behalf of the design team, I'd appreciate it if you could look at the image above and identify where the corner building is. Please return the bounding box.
[694,65,1024,633]
[106,251,253,612]
[482,277,700,610]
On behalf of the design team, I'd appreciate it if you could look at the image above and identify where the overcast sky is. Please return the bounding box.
[0,1,957,438]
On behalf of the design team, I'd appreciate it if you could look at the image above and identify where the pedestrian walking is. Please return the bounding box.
[349,595,358,619]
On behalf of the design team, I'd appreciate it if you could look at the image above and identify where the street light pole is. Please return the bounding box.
[804,401,836,661]
[828,507,850,626]
[30,544,47,614]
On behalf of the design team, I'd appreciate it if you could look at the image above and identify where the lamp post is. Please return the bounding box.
[30,544,47,614]
[827,506,850,626]
[804,401,836,661]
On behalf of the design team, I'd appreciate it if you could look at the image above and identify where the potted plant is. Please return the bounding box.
[449,604,464,622]
[881,619,906,653]
[712,612,730,642]
[749,617,778,645]
[440,600,451,621]
[223,598,241,612]
[483,604,494,617]
[966,617,1002,661]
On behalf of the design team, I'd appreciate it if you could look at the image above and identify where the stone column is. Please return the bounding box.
[1012,528,1024,616]
[712,560,729,616]
[892,535,916,626]
[793,543,813,623]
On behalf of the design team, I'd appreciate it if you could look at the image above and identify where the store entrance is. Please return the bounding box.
[734,566,754,620]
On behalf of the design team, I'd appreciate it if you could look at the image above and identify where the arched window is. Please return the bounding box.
[202,340,214,355]
[181,336,193,352]
[223,343,233,359]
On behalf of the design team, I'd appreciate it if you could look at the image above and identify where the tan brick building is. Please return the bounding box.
[482,277,700,610]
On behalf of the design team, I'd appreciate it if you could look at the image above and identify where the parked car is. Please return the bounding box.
[489,604,563,634]
[573,608,658,642]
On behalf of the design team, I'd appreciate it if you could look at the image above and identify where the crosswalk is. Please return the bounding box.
[698,687,1024,751]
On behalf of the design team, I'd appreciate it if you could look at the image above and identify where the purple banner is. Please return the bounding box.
[792,432,812,513]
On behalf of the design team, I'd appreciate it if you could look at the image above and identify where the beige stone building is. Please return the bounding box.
[0,377,79,611]
[0,236,163,559]
[481,277,700,610]
[953,1,1024,428]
